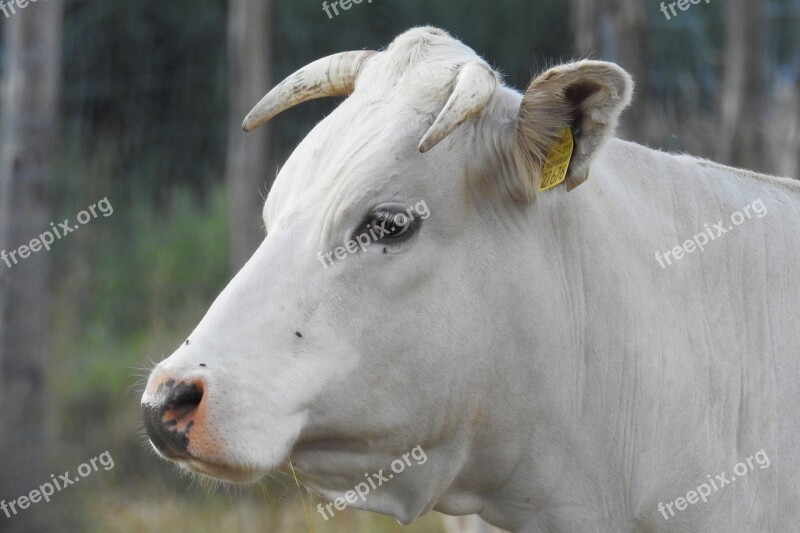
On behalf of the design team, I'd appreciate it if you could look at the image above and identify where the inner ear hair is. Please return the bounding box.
[563,79,604,136]
[511,61,633,199]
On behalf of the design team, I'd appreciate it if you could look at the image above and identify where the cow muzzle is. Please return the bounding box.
[141,367,267,483]
[141,374,206,460]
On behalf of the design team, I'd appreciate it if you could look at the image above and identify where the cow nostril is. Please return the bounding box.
[142,379,205,460]
[166,382,203,421]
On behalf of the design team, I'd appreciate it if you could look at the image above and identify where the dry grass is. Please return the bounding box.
[81,487,447,533]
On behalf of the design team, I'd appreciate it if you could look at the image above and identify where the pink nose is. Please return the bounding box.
[142,377,205,459]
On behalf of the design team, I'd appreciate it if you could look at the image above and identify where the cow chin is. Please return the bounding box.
[144,434,270,484]
[147,436,295,485]
[147,425,302,485]
[177,457,267,484]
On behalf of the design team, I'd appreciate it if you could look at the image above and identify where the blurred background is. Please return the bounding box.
[0,0,797,531]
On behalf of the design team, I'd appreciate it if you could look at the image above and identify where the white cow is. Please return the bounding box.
[142,27,800,532]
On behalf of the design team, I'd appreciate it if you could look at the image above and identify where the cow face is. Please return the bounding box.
[141,26,631,520]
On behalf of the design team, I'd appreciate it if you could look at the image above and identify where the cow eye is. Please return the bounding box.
[365,210,418,244]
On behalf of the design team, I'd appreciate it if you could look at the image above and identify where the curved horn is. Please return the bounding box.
[418,61,498,153]
[242,50,376,132]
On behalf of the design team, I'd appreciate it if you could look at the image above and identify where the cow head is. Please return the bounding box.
[141,27,632,524]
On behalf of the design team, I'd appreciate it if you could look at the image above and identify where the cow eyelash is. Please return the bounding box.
[359,209,420,246]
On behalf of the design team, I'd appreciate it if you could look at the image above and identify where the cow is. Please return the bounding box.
[142,27,800,532]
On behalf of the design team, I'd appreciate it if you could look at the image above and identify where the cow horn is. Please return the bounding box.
[242,50,376,132]
[418,61,498,153]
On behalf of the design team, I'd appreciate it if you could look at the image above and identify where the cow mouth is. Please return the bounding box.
[288,436,371,480]
[175,456,265,484]
[149,444,265,483]
[293,437,352,453]
[290,435,364,462]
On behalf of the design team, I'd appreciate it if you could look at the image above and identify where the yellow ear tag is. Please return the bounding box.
[539,126,574,191]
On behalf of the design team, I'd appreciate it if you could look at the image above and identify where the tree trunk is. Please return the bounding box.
[791,4,800,179]
[570,0,602,58]
[608,0,651,137]
[719,0,767,171]
[795,55,800,179]
[569,0,651,142]
[225,0,273,270]
[0,1,64,531]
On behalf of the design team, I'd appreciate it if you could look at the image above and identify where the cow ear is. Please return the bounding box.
[508,61,633,200]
